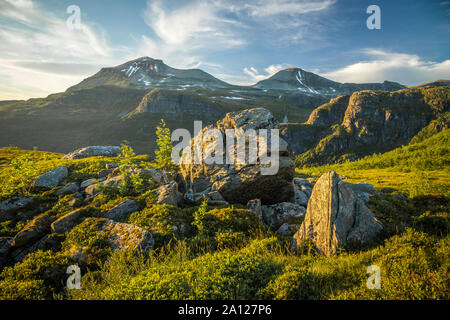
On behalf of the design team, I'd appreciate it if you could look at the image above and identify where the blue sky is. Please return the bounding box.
[0,0,449,99]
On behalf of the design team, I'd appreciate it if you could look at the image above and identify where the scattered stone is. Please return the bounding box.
[11,234,62,262]
[98,169,113,179]
[51,209,85,234]
[63,146,121,159]
[344,181,377,194]
[85,175,126,197]
[81,178,104,189]
[276,223,298,236]
[0,237,13,264]
[156,182,182,206]
[261,202,306,230]
[106,163,119,169]
[32,165,68,189]
[293,171,383,256]
[294,186,309,206]
[12,213,53,248]
[54,183,79,196]
[104,200,140,222]
[180,108,295,205]
[247,199,262,221]
[293,178,313,188]
[0,197,36,222]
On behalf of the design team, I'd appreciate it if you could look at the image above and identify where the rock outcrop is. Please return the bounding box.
[293,171,383,256]
[180,108,295,205]
[32,166,68,189]
[63,146,121,159]
[104,200,140,222]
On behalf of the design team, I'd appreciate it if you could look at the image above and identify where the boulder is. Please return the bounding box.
[247,199,262,221]
[85,175,126,197]
[180,108,295,205]
[104,200,140,222]
[102,219,154,253]
[98,169,113,179]
[156,182,182,206]
[12,213,53,248]
[293,171,383,256]
[0,237,13,265]
[344,181,377,194]
[276,223,298,236]
[294,186,309,207]
[51,209,86,234]
[63,146,121,159]
[54,183,79,196]
[0,197,36,222]
[32,165,68,189]
[293,178,313,188]
[81,178,104,189]
[10,234,62,263]
[261,202,306,230]
[106,163,119,169]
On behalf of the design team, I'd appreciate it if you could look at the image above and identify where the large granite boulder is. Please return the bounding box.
[32,165,68,189]
[293,171,383,256]
[180,108,295,205]
[63,146,121,159]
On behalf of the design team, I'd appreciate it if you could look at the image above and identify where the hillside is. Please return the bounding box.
[282,85,450,166]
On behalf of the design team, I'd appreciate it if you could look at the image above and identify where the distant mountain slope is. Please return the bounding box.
[282,84,450,166]
[254,67,405,93]
[68,57,233,92]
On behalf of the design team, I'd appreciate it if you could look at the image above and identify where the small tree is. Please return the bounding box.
[154,119,176,182]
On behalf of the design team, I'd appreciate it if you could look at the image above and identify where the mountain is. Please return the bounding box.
[0,56,419,155]
[254,67,404,93]
[282,84,450,166]
[68,57,232,92]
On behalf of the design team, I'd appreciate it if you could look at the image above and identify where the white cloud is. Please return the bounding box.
[322,49,450,85]
[243,64,289,83]
[239,0,336,17]
[0,0,119,99]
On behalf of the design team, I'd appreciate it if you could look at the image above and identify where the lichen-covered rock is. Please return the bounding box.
[294,186,309,206]
[180,108,295,205]
[247,199,262,221]
[12,213,53,248]
[63,146,121,159]
[293,171,383,256]
[101,220,154,253]
[51,209,86,234]
[32,166,68,189]
[276,223,298,236]
[156,182,182,206]
[0,197,36,222]
[54,183,79,196]
[104,200,140,222]
[84,175,126,197]
[261,202,305,230]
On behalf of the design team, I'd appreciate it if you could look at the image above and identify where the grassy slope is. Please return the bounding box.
[0,131,448,299]
[297,129,450,197]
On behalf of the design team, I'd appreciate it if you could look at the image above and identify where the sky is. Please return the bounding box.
[0,0,449,100]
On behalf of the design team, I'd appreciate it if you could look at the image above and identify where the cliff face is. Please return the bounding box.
[283,85,450,166]
[134,89,224,117]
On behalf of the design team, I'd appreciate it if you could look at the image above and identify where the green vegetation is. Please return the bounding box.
[0,123,448,300]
